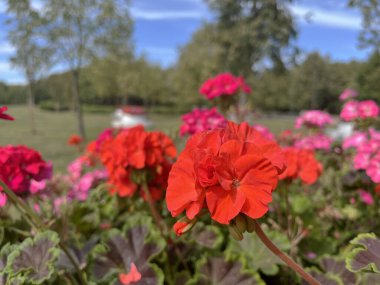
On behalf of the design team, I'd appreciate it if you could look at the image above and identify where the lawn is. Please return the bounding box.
[0,105,294,172]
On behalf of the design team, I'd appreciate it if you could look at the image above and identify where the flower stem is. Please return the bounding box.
[253,220,320,285]
[0,180,88,285]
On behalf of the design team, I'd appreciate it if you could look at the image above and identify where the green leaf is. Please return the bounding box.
[292,195,312,214]
[188,255,264,285]
[346,233,380,274]
[191,225,224,249]
[301,268,343,285]
[92,225,164,284]
[227,225,290,275]
[5,231,60,284]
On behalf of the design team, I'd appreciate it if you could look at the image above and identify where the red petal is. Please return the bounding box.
[119,262,142,285]
[206,185,246,224]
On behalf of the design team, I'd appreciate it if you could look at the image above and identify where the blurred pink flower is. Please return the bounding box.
[370,128,380,141]
[354,152,371,170]
[294,134,332,151]
[295,110,333,129]
[0,192,6,207]
[69,169,108,201]
[358,189,374,205]
[339,88,358,101]
[30,179,47,194]
[342,132,367,150]
[367,156,380,183]
[180,107,227,136]
[340,100,360,121]
[252,124,275,141]
[358,100,379,119]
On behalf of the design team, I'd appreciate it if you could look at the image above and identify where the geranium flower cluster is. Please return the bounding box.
[340,100,379,121]
[344,128,380,183]
[339,88,358,101]
[0,106,14,121]
[180,108,227,136]
[199,73,251,100]
[295,110,333,129]
[294,134,333,151]
[0,146,52,205]
[279,147,323,185]
[166,121,286,226]
[100,125,177,199]
[66,157,108,201]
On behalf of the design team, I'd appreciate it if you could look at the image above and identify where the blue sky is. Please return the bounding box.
[0,0,370,84]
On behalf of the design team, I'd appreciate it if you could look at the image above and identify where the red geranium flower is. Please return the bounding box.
[67,134,83,146]
[100,125,176,199]
[119,262,141,285]
[166,121,286,225]
[0,106,14,121]
[279,147,322,185]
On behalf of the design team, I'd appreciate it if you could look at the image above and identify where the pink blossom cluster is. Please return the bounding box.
[295,110,333,129]
[199,73,251,100]
[179,107,227,136]
[0,146,52,207]
[339,88,358,101]
[358,189,374,205]
[294,134,333,151]
[66,157,108,201]
[352,130,380,183]
[252,124,275,141]
[340,100,379,122]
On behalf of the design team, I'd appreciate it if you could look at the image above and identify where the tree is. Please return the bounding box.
[205,0,297,76]
[44,0,133,138]
[6,0,51,134]
[349,0,380,52]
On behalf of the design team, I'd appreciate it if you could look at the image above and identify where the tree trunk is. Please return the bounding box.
[27,80,37,135]
[71,69,86,139]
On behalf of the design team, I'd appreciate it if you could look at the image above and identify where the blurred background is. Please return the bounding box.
[0,0,379,169]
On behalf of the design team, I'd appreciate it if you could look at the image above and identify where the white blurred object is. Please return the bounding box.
[326,122,354,140]
[111,109,151,128]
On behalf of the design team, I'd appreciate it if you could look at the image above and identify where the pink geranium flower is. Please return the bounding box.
[342,132,367,150]
[199,73,251,100]
[340,100,360,121]
[359,100,379,119]
[180,107,227,136]
[358,189,374,205]
[295,110,333,129]
[0,192,7,207]
[294,134,332,151]
[339,88,358,101]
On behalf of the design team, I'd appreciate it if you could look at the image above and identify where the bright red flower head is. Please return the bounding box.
[279,147,323,185]
[67,134,83,146]
[166,121,286,225]
[0,106,14,121]
[119,262,141,285]
[100,125,176,199]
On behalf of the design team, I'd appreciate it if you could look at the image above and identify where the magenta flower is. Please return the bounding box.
[0,106,14,121]
[354,152,371,170]
[367,155,380,183]
[294,134,332,151]
[358,100,379,119]
[0,192,6,207]
[339,88,358,101]
[358,189,374,205]
[342,132,367,150]
[295,110,333,129]
[179,107,227,136]
[199,73,251,100]
[340,100,360,122]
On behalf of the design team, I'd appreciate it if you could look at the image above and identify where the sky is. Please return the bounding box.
[0,0,370,84]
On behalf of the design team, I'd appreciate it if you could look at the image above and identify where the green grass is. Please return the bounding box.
[0,105,294,172]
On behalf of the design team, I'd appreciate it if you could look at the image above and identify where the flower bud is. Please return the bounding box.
[245,216,256,233]
[235,214,247,233]
[173,217,197,236]
[228,224,243,241]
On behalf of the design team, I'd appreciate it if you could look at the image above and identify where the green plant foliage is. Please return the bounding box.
[346,233,380,274]
[5,231,60,284]
[226,226,290,275]
[92,225,164,284]
[188,255,264,285]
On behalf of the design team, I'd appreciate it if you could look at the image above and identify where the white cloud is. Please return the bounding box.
[130,8,205,20]
[290,5,361,30]
[0,43,14,55]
